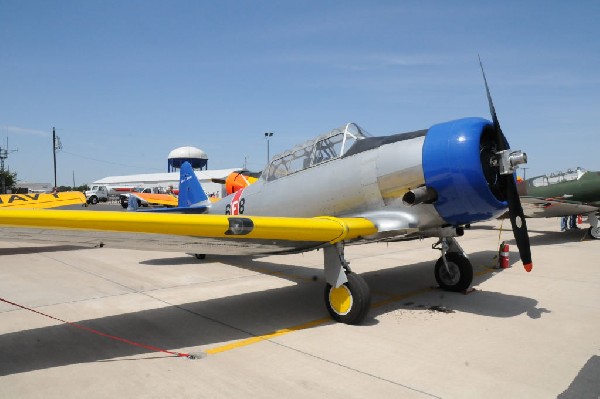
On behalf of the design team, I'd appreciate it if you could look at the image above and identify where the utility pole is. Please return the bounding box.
[0,146,7,194]
[52,127,62,189]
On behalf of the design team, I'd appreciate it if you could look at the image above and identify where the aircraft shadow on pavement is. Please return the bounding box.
[527,228,592,246]
[139,256,211,266]
[492,228,592,248]
[0,245,90,256]
[470,218,595,246]
[0,250,542,377]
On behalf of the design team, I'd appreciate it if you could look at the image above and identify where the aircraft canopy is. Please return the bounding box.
[265,123,370,181]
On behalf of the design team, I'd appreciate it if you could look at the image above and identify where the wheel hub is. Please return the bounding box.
[329,285,353,315]
[439,263,460,285]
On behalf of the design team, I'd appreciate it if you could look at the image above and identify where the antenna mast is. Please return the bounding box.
[0,137,18,194]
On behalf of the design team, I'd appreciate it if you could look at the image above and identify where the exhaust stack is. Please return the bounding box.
[402,186,438,206]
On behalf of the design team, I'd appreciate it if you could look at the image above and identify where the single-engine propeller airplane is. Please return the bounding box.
[518,167,600,239]
[0,62,533,324]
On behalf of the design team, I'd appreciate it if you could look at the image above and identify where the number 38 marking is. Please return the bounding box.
[226,198,245,215]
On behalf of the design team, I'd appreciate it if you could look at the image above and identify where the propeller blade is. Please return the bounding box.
[478,55,507,152]
[479,56,532,272]
[504,174,533,271]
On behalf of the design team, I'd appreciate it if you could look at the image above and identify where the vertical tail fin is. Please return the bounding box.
[178,161,209,208]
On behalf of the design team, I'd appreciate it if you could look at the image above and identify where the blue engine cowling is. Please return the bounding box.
[422,117,508,226]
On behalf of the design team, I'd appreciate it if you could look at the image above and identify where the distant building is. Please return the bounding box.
[91,146,239,198]
[16,182,53,193]
[92,169,239,198]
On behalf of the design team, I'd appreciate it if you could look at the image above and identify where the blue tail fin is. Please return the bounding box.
[178,161,209,207]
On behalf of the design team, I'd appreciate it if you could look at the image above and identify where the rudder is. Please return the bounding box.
[178,161,209,207]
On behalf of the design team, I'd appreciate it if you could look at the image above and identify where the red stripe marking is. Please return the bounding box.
[230,188,245,215]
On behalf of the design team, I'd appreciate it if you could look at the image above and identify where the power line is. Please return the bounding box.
[60,150,163,172]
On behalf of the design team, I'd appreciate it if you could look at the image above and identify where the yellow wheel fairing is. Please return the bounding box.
[328,285,353,316]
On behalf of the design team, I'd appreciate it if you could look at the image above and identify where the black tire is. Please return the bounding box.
[434,253,473,292]
[90,196,98,205]
[121,199,128,209]
[589,226,600,239]
[194,254,206,260]
[324,272,371,325]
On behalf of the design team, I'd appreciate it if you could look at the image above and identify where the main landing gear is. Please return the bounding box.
[323,243,371,325]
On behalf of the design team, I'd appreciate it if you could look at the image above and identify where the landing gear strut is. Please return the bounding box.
[588,213,600,240]
[323,243,371,324]
[432,237,473,292]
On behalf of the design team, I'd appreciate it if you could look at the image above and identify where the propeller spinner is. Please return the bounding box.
[479,57,533,272]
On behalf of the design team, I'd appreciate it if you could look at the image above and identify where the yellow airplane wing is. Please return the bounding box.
[0,192,87,209]
[131,192,179,207]
[0,210,377,255]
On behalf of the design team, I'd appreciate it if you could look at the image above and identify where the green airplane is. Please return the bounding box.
[518,167,600,239]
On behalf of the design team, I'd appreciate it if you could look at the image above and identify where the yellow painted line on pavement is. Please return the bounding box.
[205,317,330,355]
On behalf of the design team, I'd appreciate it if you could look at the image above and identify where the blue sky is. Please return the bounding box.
[1,1,599,186]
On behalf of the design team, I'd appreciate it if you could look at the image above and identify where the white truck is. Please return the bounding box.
[85,185,110,205]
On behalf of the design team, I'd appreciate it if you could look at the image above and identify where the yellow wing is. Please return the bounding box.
[0,192,87,209]
[0,210,377,255]
[131,192,179,207]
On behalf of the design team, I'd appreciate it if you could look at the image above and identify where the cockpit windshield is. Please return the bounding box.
[264,123,370,181]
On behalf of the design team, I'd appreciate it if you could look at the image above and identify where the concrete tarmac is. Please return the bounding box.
[0,215,598,398]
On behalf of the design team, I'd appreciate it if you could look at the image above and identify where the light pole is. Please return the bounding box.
[264,132,273,165]
[52,127,62,189]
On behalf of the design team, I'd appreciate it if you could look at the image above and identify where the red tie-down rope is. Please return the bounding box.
[1,297,194,359]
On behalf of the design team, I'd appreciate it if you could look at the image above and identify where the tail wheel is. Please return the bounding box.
[434,253,473,292]
[324,272,370,325]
